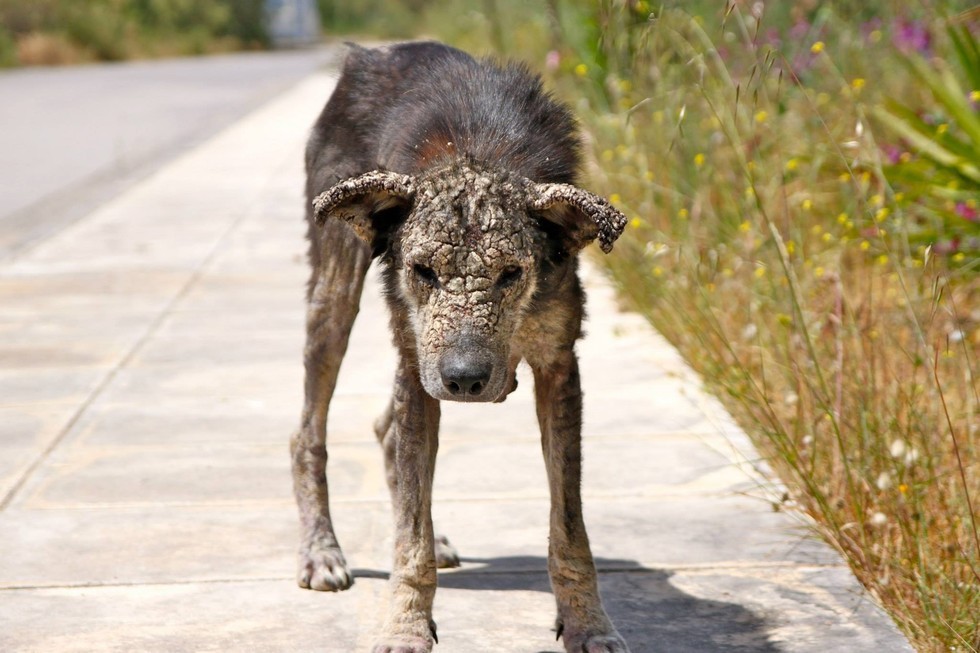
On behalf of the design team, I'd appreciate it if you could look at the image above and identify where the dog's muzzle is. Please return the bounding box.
[439,346,494,399]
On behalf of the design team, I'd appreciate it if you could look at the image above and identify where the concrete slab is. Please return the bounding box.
[0,62,913,653]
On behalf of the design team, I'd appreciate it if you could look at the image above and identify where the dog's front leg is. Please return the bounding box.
[534,351,629,653]
[373,360,441,653]
[291,227,371,592]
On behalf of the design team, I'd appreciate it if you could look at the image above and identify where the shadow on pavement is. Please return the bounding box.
[432,555,782,653]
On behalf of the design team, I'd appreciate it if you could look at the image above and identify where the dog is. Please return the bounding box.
[291,41,628,653]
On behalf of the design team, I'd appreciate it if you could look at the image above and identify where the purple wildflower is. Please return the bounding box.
[893,19,931,55]
[789,20,810,40]
[955,202,978,223]
[882,144,904,165]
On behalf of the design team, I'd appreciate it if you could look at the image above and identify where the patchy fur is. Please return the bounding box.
[292,41,629,653]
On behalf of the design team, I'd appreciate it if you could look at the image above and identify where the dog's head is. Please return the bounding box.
[313,162,626,402]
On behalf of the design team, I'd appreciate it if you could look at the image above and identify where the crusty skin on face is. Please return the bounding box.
[292,41,629,653]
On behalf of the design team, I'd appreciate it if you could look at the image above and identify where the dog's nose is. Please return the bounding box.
[440,349,492,397]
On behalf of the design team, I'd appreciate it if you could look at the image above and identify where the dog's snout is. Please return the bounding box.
[440,349,493,398]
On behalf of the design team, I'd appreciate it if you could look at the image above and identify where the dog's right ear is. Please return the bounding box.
[312,170,416,245]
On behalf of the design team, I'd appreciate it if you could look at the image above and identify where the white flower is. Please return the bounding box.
[876,472,892,491]
[870,512,888,526]
[784,392,799,406]
[889,439,907,459]
[742,323,758,341]
[905,447,920,465]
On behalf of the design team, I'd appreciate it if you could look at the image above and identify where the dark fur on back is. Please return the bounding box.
[308,42,580,187]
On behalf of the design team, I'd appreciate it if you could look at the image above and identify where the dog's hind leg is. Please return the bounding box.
[291,219,371,592]
[374,398,460,569]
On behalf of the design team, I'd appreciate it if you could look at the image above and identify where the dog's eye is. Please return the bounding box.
[412,263,440,288]
[496,265,523,289]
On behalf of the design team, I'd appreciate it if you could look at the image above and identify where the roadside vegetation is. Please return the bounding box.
[399,1,979,650]
[0,0,269,66]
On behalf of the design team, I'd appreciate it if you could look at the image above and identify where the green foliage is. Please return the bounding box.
[0,24,16,66]
[316,0,424,38]
[875,23,980,263]
[0,0,268,64]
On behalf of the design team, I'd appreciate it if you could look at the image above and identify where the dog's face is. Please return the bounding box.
[394,166,541,401]
[312,162,627,402]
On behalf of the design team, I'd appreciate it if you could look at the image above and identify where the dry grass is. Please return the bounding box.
[548,4,979,650]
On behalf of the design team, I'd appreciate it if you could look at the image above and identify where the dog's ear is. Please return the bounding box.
[312,170,416,245]
[527,183,627,254]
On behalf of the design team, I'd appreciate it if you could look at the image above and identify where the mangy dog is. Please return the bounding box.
[291,41,629,652]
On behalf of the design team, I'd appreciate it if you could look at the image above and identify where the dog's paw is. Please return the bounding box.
[370,636,432,653]
[557,621,630,653]
[435,534,460,568]
[582,633,630,653]
[297,545,353,591]
[372,618,437,652]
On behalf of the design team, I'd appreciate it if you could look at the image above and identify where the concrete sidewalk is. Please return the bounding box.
[0,70,912,652]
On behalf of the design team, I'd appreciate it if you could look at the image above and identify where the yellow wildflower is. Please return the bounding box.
[810,41,825,54]
[574,63,588,76]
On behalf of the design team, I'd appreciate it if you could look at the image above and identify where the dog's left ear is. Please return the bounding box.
[312,170,416,245]
[527,183,627,253]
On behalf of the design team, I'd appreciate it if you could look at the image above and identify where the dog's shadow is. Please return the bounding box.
[355,555,781,653]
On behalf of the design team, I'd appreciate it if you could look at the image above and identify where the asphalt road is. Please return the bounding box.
[0,47,338,260]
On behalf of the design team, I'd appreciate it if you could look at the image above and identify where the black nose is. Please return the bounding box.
[440,349,493,397]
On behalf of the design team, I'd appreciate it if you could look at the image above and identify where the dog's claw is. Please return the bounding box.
[297,546,353,591]
[429,620,438,644]
[555,620,564,641]
[435,534,460,568]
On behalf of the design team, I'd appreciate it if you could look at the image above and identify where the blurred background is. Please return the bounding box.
[1,1,977,651]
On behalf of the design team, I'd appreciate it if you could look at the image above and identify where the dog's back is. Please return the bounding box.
[306,42,581,203]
